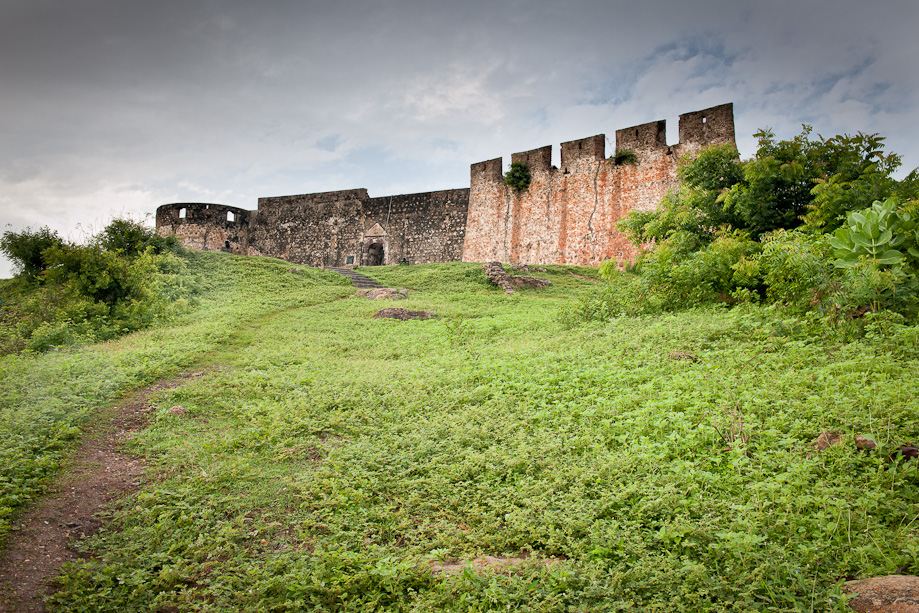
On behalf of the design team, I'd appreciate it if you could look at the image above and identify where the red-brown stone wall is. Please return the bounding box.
[463,158,670,266]
[463,103,735,266]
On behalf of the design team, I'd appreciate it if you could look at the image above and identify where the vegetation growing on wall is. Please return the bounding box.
[612,148,638,166]
[503,161,531,191]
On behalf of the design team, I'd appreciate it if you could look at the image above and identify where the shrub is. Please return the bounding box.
[1,224,194,353]
[617,145,743,245]
[824,261,919,324]
[0,226,65,279]
[638,230,761,308]
[757,230,832,310]
[503,161,531,192]
[98,218,181,258]
[828,197,919,269]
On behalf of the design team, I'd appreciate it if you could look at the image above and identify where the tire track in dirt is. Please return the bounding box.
[0,371,208,613]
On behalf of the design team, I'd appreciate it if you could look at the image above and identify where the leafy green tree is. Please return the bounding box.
[98,218,180,258]
[43,243,152,307]
[722,128,914,237]
[804,133,915,230]
[620,127,917,246]
[0,226,64,279]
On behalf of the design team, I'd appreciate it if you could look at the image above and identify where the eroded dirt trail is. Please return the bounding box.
[0,372,205,613]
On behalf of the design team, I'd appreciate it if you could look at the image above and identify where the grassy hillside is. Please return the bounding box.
[2,258,917,611]
[0,253,352,541]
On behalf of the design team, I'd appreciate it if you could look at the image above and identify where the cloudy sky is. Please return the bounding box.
[1,0,917,277]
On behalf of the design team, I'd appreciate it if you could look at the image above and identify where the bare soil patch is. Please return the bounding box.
[0,371,207,613]
[431,554,564,575]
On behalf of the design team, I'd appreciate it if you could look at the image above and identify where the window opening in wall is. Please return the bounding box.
[702,116,707,124]
[179,208,186,219]
[225,240,230,249]
[205,205,210,209]
[346,255,355,265]
[227,211,235,222]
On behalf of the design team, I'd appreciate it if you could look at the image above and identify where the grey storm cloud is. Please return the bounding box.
[1,0,917,276]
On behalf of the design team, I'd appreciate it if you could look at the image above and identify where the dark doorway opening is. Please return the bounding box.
[363,240,385,266]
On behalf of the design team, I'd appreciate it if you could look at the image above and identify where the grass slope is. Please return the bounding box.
[0,253,351,540]
[3,259,918,611]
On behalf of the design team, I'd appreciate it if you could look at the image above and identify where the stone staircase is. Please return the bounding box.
[326,267,384,289]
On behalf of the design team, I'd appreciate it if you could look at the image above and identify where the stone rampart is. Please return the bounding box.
[155,103,735,268]
[461,103,735,266]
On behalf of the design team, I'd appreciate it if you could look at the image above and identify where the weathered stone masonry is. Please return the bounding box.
[156,103,735,268]
[462,103,736,266]
[157,189,470,268]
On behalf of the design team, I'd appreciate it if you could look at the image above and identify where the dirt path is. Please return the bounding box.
[0,372,205,613]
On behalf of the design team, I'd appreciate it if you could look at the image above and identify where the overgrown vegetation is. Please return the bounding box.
[0,219,187,353]
[612,148,639,166]
[0,252,352,546]
[503,161,532,191]
[574,127,919,333]
[16,261,910,612]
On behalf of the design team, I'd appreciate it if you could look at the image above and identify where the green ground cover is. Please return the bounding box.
[0,253,352,540]
[2,259,917,611]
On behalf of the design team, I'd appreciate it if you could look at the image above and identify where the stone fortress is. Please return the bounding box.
[155,103,735,268]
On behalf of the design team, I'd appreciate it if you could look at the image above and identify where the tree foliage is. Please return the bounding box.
[97,218,181,257]
[619,127,918,245]
[600,126,919,329]
[0,225,64,279]
[0,218,190,353]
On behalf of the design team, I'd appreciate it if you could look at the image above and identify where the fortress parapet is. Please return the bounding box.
[615,120,667,153]
[511,145,553,174]
[678,102,735,150]
[561,135,606,173]
[470,158,503,186]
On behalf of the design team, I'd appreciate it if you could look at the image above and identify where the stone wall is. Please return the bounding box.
[154,103,735,269]
[163,188,471,268]
[247,189,367,267]
[155,203,251,254]
[462,103,735,266]
[364,189,469,265]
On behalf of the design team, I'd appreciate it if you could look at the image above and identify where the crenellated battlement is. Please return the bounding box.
[470,104,735,184]
[470,158,503,185]
[678,103,735,149]
[510,145,553,173]
[462,103,736,266]
[615,120,667,153]
[561,135,606,173]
